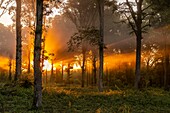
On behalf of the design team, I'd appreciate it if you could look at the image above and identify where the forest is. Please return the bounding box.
[0,0,170,112]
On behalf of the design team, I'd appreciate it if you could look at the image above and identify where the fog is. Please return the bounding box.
[0,3,170,71]
[0,24,15,58]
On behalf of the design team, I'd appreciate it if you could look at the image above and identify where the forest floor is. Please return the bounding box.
[0,82,170,113]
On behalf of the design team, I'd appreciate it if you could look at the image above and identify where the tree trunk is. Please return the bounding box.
[33,0,43,108]
[15,0,22,81]
[67,63,71,86]
[81,51,86,87]
[50,59,54,83]
[134,36,142,89]
[92,56,97,86]
[98,0,104,92]
[9,58,12,81]
[86,61,89,87]
[164,34,169,89]
[164,54,169,88]
[134,0,143,89]
[61,64,64,81]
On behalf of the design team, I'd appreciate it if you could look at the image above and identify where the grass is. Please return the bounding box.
[0,83,170,113]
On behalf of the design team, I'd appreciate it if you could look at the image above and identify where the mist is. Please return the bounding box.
[0,24,15,58]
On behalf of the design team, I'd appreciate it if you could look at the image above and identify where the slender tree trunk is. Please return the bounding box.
[33,0,43,108]
[81,51,86,87]
[164,35,169,89]
[98,0,104,92]
[67,63,71,86]
[92,56,97,86]
[86,61,89,87]
[51,59,54,83]
[46,69,48,84]
[61,64,64,81]
[9,58,12,81]
[15,0,22,81]
[164,54,169,88]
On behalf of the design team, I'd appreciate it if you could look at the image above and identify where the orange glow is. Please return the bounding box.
[43,60,52,71]
[104,53,136,69]
[42,60,57,71]
[0,56,12,71]
[45,29,61,53]
[73,63,81,70]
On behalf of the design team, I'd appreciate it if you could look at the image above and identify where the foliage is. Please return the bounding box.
[19,77,33,88]
[63,0,98,29]
[146,0,170,26]
[67,27,100,51]
[1,83,170,112]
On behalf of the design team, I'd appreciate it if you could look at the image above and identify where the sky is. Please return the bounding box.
[0,13,13,26]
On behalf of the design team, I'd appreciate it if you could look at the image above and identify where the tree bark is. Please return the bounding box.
[164,34,169,89]
[33,0,43,108]
[81,50,86,87]
[92,56,97,86]
[61,64,64,81]
[164,54,169,88]
[134,35,142,88]
[15,0,22,81]
[134,0,143,89]
[98,0,104,92]
[9,58,12,81]
[67,63,71,86]
[50,59,54,83]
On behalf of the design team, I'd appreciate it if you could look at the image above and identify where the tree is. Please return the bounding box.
[145,0,170,88]
[118,0,153,89]
[67,27,100,87]
[8,55,13,81]
[97,0,104,92]
[63,0,98,29]
[64,0,98,87]
[14,0,22,81]
[146,0,170,26]
[33,0,43,108]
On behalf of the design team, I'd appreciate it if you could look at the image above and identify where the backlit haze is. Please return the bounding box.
[0,0,169,75]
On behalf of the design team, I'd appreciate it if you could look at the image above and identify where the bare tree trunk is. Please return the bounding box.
[50,59,54,83]
[46,69,48,84]
[86,61,89,87]
[98,0,104,92]
[92,56,97,86]
[134,36,142,88]
[67,63,71,86]
[164,54,169,88]
[33,0,43,108]
[15,0,22,81]
[164,35,169,89]
[81,51,86,87]
[61,64,64,81]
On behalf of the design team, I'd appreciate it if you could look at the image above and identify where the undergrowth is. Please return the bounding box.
[0,82,170,113]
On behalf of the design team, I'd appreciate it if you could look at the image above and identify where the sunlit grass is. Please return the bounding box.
[1,83,170,113]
